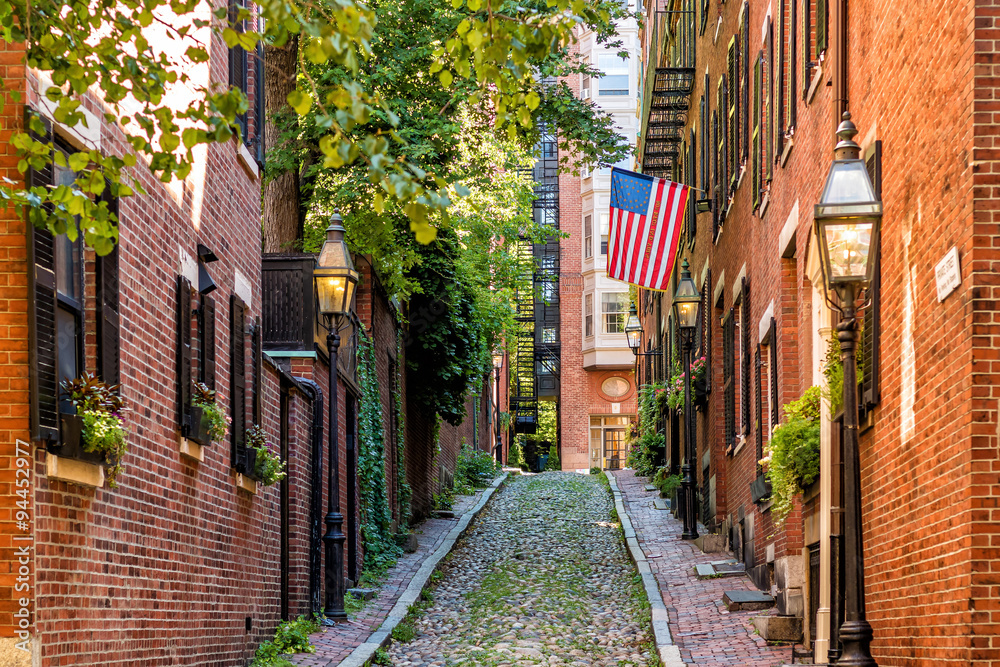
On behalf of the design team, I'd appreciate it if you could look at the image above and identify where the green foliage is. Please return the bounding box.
[247,425,287,487]
[357,333,403,573]
[508,438,526,468]
[590,466,602,476]
[371,647,392,665]
[193,382,230,442]
[250,615,321,667]
[652,467,682,496]
[455,444,501,488]
[61,372,127,487]
[433,489,455,511]
[626,383,665,476]
[762,387,822,526]
[665,355,705,413]
[545,443,561,471]
[344,591,365,617]
[391,620,417,643]
[395,336,413,529]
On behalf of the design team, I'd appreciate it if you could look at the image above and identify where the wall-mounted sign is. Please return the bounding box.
[935,246,961,302]
[611,402,621,414]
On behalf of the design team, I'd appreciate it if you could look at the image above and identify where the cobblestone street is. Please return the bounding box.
[386,472,656,666]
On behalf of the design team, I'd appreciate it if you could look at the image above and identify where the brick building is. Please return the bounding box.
[0,11,492,666]
[633,0,1000,663]
[550,13,642,472]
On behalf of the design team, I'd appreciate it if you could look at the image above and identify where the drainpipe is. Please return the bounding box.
[295,377,325,615]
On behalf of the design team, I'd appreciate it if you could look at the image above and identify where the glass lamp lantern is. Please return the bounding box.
[492,349,504,371]
[315,211,359,318]
[624,302,642,354]
[672,259,701,334]
[814,113,883,289]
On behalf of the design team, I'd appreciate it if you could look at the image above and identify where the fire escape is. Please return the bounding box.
[640,5,696,179]
[512,120,561,434]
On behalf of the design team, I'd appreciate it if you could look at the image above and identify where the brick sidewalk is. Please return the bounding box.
[291,490,486,667]
[613,470,791,667]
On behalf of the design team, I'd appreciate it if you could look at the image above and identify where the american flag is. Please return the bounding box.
[607,167,690,291]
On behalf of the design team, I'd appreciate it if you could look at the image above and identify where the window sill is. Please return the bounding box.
[758,191,770,219]
[237,141,260,181]
[236,472,259,495]
[732,433,747,458]
[179,437,205,462]
[46,452,105,488]
[780,134,794,167]
[806,64,823,105]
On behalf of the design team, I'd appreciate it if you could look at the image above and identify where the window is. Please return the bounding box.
[602,292,629,333]
[861,141,883,411]
[803,0,827,97]
[53,151,83,413]
[752,52,762,209]
[740,278,751,441]
[741,5,750,165]
[540,254,557,303]
[228,0,265,161]
[598,55,629,96]
[600,212,610,255]
[723,310,736,452]
[581,55,591,98]
[727,38,737,189]
[584,215,593,259]
[602,377,630,398]
[585,294,594,337]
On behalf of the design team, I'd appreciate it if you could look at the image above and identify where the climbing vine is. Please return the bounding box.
[357,331,402,573]
[626,383,665,477]
[395,333,412,529]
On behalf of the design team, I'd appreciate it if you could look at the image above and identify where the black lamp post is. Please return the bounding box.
[672,260,701,541]
[314,210,359,624]
[814,112,882,667]
[492,349,504,462]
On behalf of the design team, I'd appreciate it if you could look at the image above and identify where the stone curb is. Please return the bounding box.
[605,472,684,667]
[334,473,509,667]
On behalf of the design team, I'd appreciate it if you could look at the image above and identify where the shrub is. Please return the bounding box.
[455,443,500,488]
[508,439,525,468]
[250,615,321,666]
[545,443,560,471]
[762,386,822,526]
[652,467,682,495]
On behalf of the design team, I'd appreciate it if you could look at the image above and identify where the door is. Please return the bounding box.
[604,428,626,470]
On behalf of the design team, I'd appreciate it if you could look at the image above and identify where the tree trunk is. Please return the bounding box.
[262,36,301,253]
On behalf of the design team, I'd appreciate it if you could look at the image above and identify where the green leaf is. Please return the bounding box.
[287,90,313,115]
[439,70,453,88]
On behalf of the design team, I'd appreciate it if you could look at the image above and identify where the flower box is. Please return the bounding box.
[751,472,772,504]
[186,405,214,447]
[50,414,110,467]
[693,377,709,410]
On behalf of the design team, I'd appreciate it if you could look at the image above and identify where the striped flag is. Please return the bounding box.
[607,167,690,291]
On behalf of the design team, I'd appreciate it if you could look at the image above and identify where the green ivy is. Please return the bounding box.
[250,615,321,667]
[395,334,413,529]
[762,386,822,526]
[626,383,666,476]
[357,332,402,574]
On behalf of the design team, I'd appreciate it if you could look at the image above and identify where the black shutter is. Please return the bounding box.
[231,294,248,471]
[740,278,751,439]
[712,110,720,240]
[688,129,697,242]
[27,113,58,443]
[700,90,708,196]
[723,308,736,451]
[202,296,217,390]
[96,197,120,386]
[228,0,249,142]
[789,0,797,126]
[863,141,882,409]
[769,317,779,429]
[704,269,712,393]
[252,316,262,424]
[776,0,785,156]
[816,0,828,53]
[177,275,193,434]
[741,6,750,164]
[754,345,762,474]
[766,18,774,182]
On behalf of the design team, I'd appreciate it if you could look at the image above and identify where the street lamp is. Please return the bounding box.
[314,210,359,624]
[814,112,882,667]
[492,349,505,463]
[624,302,643,355]
[672,259,701,541]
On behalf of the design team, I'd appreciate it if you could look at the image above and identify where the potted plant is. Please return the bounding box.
[58,372,128,487]
[189,382,230,446]
[246,425,286,486]
[762,386,822,524]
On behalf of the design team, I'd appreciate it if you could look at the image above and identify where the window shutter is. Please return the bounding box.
[177,275,193,435]
[688,129,697,242]
[27,113,59,443]
[228,0,249,142]
[723,308,736,450]
[740,278,751,439]
[202,296,216,390]
[727,39,737,190]
[754,345,762,473]
[862,141,882,409]
[702,269,712,393]
[752,53,762,209]
[741,6,750,164]
[252,316,262,424]
[97,246,121,386]
[231,294,248,471]
[776,0,785,156]
[766,19,774,182]
[816,0,828,53]
[802,0,812,95]
[789,0,797,125]
[712,109,720,240]
[700,90,708,195]
[769,317,779,429]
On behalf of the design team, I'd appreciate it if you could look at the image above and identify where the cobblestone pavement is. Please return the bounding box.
[613,470,790,667]
[293,490,487,667]
[387,472,656,667]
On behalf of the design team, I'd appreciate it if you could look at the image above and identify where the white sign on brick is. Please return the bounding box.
[935,246,961,302]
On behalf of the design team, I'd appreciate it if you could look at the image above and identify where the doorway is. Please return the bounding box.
[604,427,626,470]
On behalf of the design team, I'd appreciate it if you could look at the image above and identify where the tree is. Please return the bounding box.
[0,0,632,252]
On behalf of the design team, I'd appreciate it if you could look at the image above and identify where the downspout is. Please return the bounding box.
[295,377,325,615]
